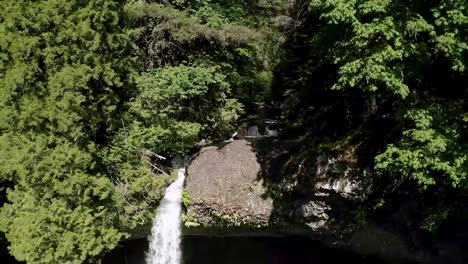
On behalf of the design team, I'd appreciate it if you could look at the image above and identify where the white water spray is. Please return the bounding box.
[146,167,186,264]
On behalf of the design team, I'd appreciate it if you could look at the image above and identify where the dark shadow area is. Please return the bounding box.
[103,236,396,264]
[249,137,313,226]
[0,253,21,264]
[249,135,367,237]
[0,181,23,264]
[0,233,22,264]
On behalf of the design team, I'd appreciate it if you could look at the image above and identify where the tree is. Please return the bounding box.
[305,0,468,188]
[105,65,242,229]
[0,0,270,262]
[0,0,135,262]
[275,0,467,229]
[127,0,277,103]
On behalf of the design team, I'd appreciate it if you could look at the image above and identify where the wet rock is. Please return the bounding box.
[312,155,372,201]
[299,200,330,220]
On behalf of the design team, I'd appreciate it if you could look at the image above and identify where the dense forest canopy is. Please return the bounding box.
[0,0,282,262]
[0,0,466,263]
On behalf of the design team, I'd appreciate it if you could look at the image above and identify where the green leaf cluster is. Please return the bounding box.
[310,0,467,97]
[376,103,467,188]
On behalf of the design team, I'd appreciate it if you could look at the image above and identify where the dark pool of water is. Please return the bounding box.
[103,236,393,264]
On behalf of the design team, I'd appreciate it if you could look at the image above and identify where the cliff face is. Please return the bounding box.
[183,139,467,263]
[184,139,372,235]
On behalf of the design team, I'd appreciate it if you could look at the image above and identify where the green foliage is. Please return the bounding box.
[182,189,191,208]
[0,137,123,264]
[309,0,467,98]
[0,191,121,264]
[0,0,135,262]
[127,1,261,68]
[130,65,242,147]
[376,103,467,188]
[208,210,269,228]
[190,0,251,26]
[0,0,285,261]
[181,211,201,228]
[276,0,467,230]
[421,207,452,232]
[114,165,176,230]
[127,0,278,103]
[0,0,136,141]
[287,0,468,189]
[101,64,243,231]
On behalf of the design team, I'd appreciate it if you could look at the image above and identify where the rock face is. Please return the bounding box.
[184,139,372,234]
[184,138,432,259]
[184,138,371,234]
[293,155,373,233]
[185,140,273,227]
[184,139,466,263]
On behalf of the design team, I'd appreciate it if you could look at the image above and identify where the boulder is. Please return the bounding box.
[185,140,273,227]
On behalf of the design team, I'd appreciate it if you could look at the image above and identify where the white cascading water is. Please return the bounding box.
[146,167,186,264]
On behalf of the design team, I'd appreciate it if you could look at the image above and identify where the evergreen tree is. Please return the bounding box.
[0,0,135,262]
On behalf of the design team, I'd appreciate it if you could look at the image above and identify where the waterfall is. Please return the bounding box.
[246,125,260,137]
[244,124,279,138]
[146,167,186,264]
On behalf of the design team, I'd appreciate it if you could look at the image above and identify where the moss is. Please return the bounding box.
[206,209,269,229]
[183,207,270,229]
[181,189,191,208]
[354,207,368,228]
[182,211,201,228]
